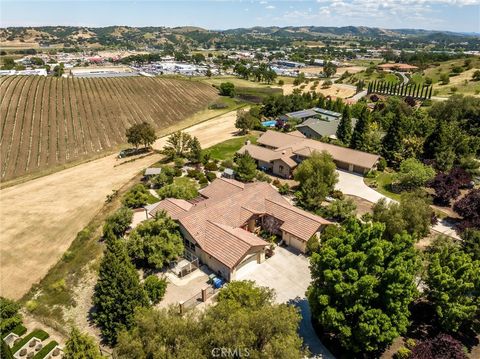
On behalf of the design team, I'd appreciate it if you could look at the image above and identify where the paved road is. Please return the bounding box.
[335,170,460,239]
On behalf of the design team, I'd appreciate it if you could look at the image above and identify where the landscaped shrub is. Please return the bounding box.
[187,169,201,179]
[0,297,22,335]
[174,157,185,168]
[405,338,416,349]
[306,236,320,255]
[143,276,167,304]
[122,184,150,208]
[393,347,411,359]
[255,170,272,183]
[377,158,387,172]
[278,183,290,195]
[32,341,58,359]
[11,330,49,354]
[204,161,218,171]
[205,172,217,182]
[221,159,234,169]
[331,190,344,200]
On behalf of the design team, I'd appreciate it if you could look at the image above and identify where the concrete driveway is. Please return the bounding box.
[336,170,459,239]
[237,247,335,358]
[336,170,392,203]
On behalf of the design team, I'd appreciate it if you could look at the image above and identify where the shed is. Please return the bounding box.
[144,167,162,177]
[222,168,235,179]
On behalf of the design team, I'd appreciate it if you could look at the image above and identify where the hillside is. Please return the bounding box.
[0,76,218,182]
[1,25,478,50]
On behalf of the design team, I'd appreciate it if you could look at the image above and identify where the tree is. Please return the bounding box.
[187,136,202,164]
[0,297,22,334]
[308,219,419,355]
[126,122,157,149]
[157,178,199,200]
[336,106,352,145]
[235,152,257,182]
[235,109,258,134]
[321,198,357,221]
[461,228,480,261]
[0,340,13,359]
[395,158,435,190]
[125,124,142,149]
[116,281,306,358]
[440,73,450,85]
[373,191,434,240]
[219,82,235,97]
[410,333,467,359]
[429,172,461,206]
[426,237,480,333]
[323,61,337,78]
[423,120,456,171]
[161,131,192,160]
[350,106,370,150]
[122,184,150,208]
[294,151,338,211]
[127,211,184,269]
[382,113,405,166]
[453,188,480,231]
[103,207,133,238]
[64,327,102,359]
[472,70,480,81]
[143,275,167,304]
[93,234,149,344]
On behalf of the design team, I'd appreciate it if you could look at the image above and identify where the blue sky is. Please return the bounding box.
[1,1,479,33]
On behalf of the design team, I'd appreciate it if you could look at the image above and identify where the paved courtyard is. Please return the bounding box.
[237,247,335,359]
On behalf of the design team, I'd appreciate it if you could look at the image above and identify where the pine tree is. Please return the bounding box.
[64,327,102,359]
[336,106,353,145]
[235,152,257,182]
[382,112,404,166]
[423,120,455,171]
[187,136,202,164]
[93,233,149,344]
[350,106,370,150]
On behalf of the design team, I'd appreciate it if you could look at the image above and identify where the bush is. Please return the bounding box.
[395,158,436,190]
[377,158,387,172]
[331,190,344,200]
[255,170,272,183]
[122,184,150,208]
[205,171,217,182]
[204,161,218,171]
[219,82,235,97]
[405,338,416,349]
[33,341,58,359]
[187,169,201,179]
[0,297,22,334]
[25,300,38,313]
[221,159,234,169]
[143,276,167,304]
[306,235,320,255]
[157,179,199,200]
[394,347,411,359]
[278,183,290,195]
[174,157,185,168]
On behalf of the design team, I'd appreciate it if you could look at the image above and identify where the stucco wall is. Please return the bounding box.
[272,159,293,178]
[282,230,307,253]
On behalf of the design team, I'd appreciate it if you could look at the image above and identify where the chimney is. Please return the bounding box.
[245,139,251,145]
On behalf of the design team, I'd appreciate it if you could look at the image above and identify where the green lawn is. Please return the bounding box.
[203,134,258,161]
[344,69,400,86]
[364,172,401,201]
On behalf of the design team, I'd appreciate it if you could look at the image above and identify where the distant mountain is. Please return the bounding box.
[0,25,478,50]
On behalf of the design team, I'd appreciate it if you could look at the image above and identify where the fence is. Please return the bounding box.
[169,250,199,278]
[179,285,221,314]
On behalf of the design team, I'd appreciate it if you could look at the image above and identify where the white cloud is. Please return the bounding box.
[266,5,275,9]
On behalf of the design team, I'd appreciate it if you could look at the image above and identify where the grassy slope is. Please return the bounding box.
[203,134,258,161]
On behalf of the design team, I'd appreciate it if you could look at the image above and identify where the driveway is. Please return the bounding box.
[237,247,335,359]
[336,170,460,239]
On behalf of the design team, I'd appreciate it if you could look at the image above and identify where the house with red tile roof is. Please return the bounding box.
[147,178,331,281]
[238,130,380,178]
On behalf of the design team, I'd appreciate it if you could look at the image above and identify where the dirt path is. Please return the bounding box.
[0,110,239,300]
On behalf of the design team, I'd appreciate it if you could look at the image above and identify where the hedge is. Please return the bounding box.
[1,324,27,340]
[11,329,49,354]
[32,341,58,359]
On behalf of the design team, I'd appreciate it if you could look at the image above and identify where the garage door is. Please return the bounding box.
[235,254,259,279]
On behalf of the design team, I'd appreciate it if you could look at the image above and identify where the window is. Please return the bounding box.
[279,165,284,173]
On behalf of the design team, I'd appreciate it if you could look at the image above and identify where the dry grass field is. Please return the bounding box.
[282,81,356,98]
[0,76,218,183]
